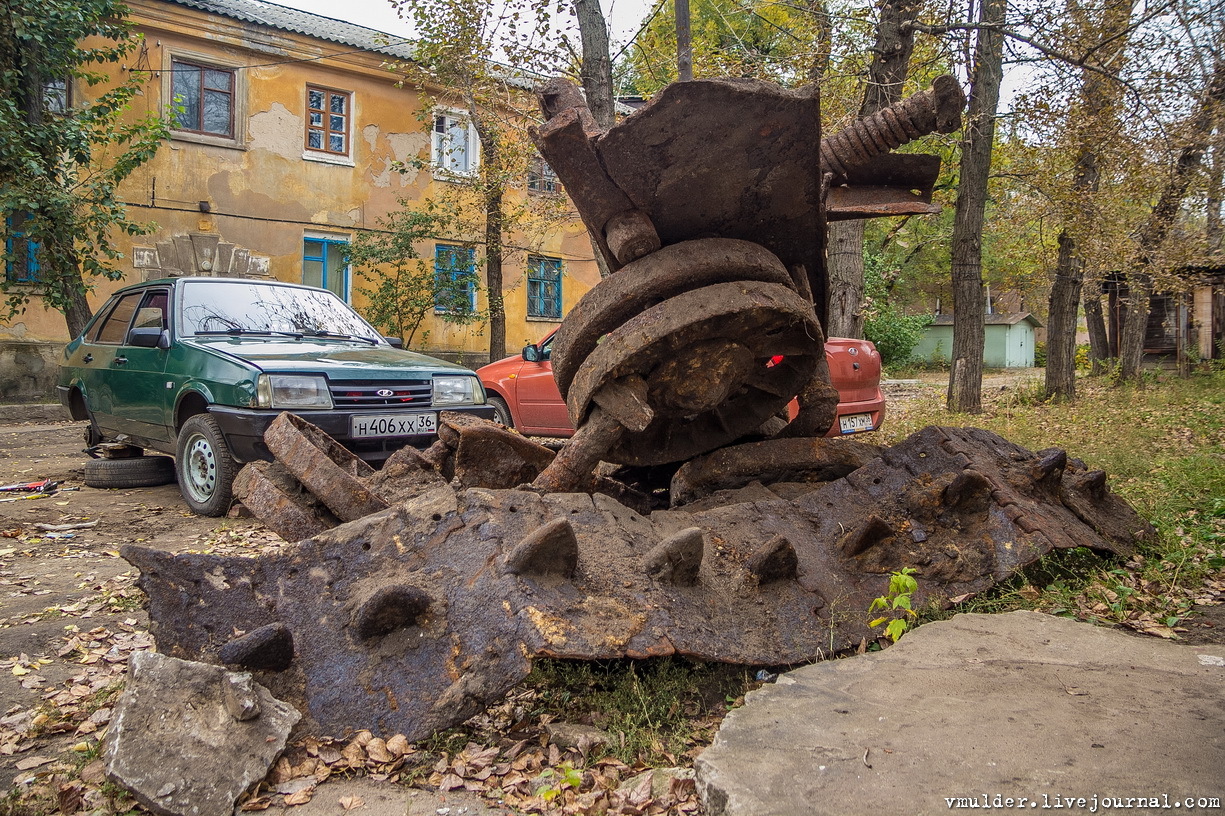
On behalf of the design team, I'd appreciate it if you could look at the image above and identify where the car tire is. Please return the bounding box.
[83,455,176,489]
[175,413,237,517]
[488,395,514,429]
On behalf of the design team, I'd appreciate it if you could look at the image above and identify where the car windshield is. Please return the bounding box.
[179,280,382,342]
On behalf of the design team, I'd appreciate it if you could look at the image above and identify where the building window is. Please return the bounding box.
[171,59,235,137]
[526,255,562,319]
[434,244,477,312]
[306,86,350,155]
[4,213,41,284]
[42,78,69,115]
[303,237,350,301]
[528,157,560,194]
[432,111,477,177]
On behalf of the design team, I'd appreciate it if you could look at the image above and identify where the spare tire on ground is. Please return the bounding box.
[84,455,176,489]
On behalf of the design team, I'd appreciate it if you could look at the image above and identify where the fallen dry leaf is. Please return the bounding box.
[338,794,365,811]
[283,786,315,806]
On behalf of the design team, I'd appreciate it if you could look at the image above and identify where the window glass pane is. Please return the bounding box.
[435,245,475,310]
[329,134,344,153]
[204,69,231,91]
[527,256,562,318]
[308,130,323,149]
[303,258,323,289]
[202,90,231,135]
[330,94,346,114]
[446,120,468,172]
[324,242,348,299]
[43,79,67,114]
[308,89,324,109]
[329,114,344,132]
[309,112,323,127]
[96,294,142,344]
[171,63,200,129]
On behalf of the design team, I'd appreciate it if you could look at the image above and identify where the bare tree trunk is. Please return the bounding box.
[1083,284,1111,375]
[824,0,920,339]
[1045,230,1084,399]
[1119,55,1225,382]
[64,276,93,338]
[571,0,616,278]
[573,0,614,131]
[471,111,506,363]
[1044,0,1134,401]
[1208,136,1223,255]
[825,223,864,337]
[947,0,1005,413]
[675,0,693,81]
[806,0,832,82]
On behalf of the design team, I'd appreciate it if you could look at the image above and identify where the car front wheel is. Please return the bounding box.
[176,413,237,517]
[488,395,514,429]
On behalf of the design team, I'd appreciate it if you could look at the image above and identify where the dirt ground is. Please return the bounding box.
[0,382,1221,805]
[0,414,285,792]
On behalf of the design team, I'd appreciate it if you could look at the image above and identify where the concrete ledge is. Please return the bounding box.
[0,403,71,425]
[696,611,1225,816]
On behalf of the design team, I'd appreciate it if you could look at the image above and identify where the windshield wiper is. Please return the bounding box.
[302,330,379,345]
[195,329,304,339]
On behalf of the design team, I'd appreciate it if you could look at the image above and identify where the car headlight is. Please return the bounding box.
[256,374,334,409]
[432,375,479,406]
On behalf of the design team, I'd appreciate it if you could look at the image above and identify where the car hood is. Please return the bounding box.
[186,338,473,375]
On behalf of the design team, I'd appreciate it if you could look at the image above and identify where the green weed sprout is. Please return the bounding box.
[868,567,919,642]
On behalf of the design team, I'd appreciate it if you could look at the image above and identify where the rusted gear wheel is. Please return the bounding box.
[552,238,797,399]
[566,280,822,466]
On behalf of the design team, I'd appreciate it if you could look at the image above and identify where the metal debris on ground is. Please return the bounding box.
[124,75,1153,745]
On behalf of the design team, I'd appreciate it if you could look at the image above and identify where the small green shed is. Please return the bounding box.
[911,313,1044,368]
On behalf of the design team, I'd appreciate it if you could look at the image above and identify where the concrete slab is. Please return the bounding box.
[696,611,1225,816]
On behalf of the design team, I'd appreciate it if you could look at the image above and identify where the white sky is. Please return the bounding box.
[278,0,654,50]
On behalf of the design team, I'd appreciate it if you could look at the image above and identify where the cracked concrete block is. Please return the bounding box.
[104,651,300,816]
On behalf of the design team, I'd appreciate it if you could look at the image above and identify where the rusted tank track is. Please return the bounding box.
[126,422,1151,740]
[116,74,1151,748]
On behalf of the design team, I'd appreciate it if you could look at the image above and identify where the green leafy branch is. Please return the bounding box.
[868,567,919,643]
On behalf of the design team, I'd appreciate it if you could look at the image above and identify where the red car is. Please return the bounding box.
[477,332,885,438]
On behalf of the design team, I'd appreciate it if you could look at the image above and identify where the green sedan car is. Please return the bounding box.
[57,277,494,516]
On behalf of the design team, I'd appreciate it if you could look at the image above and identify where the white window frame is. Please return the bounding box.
[431,107,480,180]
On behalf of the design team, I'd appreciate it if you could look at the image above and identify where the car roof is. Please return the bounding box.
[116,277,334,295]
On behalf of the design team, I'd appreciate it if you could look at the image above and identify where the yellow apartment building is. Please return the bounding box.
[1,0,600,400]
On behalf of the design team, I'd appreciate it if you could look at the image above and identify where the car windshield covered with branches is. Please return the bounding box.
[58,277,494,516]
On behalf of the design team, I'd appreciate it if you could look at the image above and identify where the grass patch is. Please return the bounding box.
[524,657,757,766]
[890,369,1225,633]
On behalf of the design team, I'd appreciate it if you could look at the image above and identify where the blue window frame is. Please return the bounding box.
[4,213,41,284]
[303,237,350,300]
[434,244,477,312]
[527,255,562,319]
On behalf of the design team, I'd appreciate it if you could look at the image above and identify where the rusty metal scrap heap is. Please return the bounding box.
[124,77,1156,742]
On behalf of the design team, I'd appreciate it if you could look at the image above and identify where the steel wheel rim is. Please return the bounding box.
[182,432,217,503]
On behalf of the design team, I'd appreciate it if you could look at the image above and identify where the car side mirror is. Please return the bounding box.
[130,327,170,349]
[384,336,404,349]
[522,344,541,363]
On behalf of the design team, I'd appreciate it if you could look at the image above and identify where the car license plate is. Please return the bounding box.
[838,413,874,434]
[350,412,437,438]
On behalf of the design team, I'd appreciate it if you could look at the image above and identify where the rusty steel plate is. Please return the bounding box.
[127,426,1151,741]
[551,237,795,399]
[593,79,827,306]
[565,280,823,466]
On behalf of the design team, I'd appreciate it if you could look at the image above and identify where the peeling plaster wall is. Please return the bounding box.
[0,0,599,397]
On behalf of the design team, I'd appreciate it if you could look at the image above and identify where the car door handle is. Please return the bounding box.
[112,356,127,366]
[83,354,92,363]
